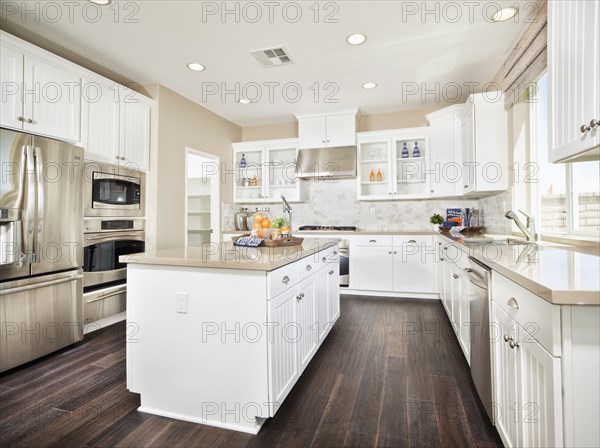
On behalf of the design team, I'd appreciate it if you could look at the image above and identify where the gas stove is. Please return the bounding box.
[298,225,357,232]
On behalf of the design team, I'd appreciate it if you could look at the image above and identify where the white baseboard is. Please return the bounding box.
[342,289,440,300]
[83,311,126,335]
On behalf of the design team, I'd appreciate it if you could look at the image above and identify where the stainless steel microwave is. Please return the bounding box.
[84,162,145,217]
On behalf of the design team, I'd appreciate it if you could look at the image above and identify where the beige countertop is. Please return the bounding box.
[222,229,437,236]
[439,234,600,306]
[121,238,341,272]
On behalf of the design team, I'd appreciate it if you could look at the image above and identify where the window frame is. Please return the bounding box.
[528,71,598,238]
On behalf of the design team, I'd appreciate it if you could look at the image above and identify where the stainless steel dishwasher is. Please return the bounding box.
[465,256,493,420]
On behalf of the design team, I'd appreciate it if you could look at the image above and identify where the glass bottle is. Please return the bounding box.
[377,169,382,182]
[412,142,420,158]
[370,169,375,182]
[240,153,247,168]
[401,143,409,158]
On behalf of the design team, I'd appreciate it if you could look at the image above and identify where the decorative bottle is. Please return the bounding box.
[370,169,375,182]
[377,169,382,182]
[240,153,247,168]
[401,143,409,158]
[412,142,420,158]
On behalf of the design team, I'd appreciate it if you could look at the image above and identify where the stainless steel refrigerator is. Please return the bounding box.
[1,128,84,372]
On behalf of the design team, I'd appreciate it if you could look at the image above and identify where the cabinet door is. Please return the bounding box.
[327,263,340,324]
[326,114,356,147]
[81,78,120,163]
[351,246,394,291]
[518,324,563,448]
[428,110,460,197]
[120,88,150,171]
[460,104,476,195]
[548,0,600,162]
[233,147,265,203]
[267,287,299,416]
[23,55,81,143]
[298,116,326,149]
[492,303,520,448]
[357,136,392,200]
[264,142,301,202]
[0,44,24,130]
[457,267,470,363]
[393,236,436,293]
[392,134,430,199]
[297,276,318,372]
[315,267,329,342]
[449,264,462,333]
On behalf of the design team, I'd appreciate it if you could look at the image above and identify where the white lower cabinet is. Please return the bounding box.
[350,235,436,295]
[491,272,564,448]
[267,247,340,416]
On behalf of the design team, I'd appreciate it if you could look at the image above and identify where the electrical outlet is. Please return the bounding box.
[176,292,188,314]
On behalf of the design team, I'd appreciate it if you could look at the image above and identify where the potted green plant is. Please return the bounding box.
[271,217,286,239]
[429,213,444,232]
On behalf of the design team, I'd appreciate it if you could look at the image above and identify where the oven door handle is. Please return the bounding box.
[86,288,126,303]
[85,232,145,242]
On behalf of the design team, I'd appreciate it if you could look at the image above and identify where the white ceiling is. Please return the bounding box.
[0,0,533,127]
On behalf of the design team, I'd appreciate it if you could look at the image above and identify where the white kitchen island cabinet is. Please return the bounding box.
[123,239,340,434]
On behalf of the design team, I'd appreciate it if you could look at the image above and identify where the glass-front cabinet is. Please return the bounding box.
[357,128,430,200]
[233,138,304,203]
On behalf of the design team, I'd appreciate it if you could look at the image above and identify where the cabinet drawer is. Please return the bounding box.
[351,235,393,247]
[84,284,126,324]
[297,254,320,281]
[492,272,561,356]
[268,262,298,299]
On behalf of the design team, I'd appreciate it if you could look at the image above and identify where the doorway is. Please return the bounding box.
[185,148,220,246]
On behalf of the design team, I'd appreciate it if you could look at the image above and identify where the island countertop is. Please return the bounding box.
[120,238,341,271]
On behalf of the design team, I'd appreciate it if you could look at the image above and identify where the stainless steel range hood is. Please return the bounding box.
[296,146,357,179]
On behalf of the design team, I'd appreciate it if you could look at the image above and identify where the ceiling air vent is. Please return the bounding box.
[250,47,293,68]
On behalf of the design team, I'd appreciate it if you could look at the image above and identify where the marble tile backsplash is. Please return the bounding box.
[477,189,514,235]
[223,179,480,231]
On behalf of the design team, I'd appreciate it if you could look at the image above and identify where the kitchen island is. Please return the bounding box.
[122,239,341,434]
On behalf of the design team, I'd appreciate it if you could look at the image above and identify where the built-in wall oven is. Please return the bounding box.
[83,218,145,327]
[84,161,145,217]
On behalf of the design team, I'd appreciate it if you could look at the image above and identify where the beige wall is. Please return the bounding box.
[239,106,446,142]
[146,84,241,251]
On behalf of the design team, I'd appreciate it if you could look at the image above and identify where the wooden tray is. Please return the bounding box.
[232,235,304,247]
[460,226,484,234]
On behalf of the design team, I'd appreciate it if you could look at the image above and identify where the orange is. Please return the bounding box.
[254,213,264,223]
[261,219,271,228]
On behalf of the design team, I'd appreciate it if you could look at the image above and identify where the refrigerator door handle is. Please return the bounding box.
[0,273,84,296]
[32,146,42,264]
[24,145,37,264]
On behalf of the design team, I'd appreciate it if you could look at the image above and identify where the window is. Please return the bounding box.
[529,71,600,237]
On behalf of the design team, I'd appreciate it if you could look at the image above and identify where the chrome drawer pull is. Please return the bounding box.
[503,334,510,342]
[509,340,519,349]
[282,276,290,284]
[322,256,327,262]
[369,240,377,243]
[453,274,459,279]
[306,265,312,271]
[408,240,416,243]
[329,270,334,275]
[507,297,520,309]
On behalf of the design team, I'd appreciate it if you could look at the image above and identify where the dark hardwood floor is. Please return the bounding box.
[0,296,502,448]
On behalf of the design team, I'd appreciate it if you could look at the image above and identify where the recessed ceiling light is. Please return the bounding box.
[187,63,206,72]
[88,0,112,5]
[492,6,518,22]
[239,98,252,104]
[362,82,377,89]
[347,34,367,45]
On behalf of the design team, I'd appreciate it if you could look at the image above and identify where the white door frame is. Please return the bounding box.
[185,147,221,245]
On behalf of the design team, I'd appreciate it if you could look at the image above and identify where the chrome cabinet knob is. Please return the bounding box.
[388,251,392,255]
[503,334,510,342]
[306,265,312,271]
[120,156,125,160]
[590,119,598,129]
[322,256,327,262]
[328,270,334,275]
[509,339,519,349]
[115,156,120,160]
[464,185,469,189]
[282,275,290,284]
[393,251,397,254]
[26,118,33,124]
[17,116,24,121]
[453,274,459,279]
[581,124,591,133]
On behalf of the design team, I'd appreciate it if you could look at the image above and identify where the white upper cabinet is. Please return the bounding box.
[81,77,120,164]
[426,105,463,198]
[1,31,152,171]
[120,87,151,170]
[0,39,81,143]
[0,44,24,130]
[296,109,359,149]
[548,0,600,162]
[457,93,509,195]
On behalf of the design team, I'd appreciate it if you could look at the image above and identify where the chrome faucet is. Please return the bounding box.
[281,195,292,232]
[505,210,537,241]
